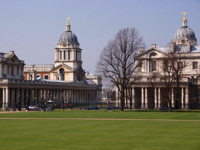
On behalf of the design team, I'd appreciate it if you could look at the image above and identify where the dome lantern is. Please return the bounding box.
[182,12,188,27]
[174,13,197,46]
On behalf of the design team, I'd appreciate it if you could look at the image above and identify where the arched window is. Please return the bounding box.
[44,75,49,79]
[149,52,157,58]
[59,68,65,81]
[37,75,41,79]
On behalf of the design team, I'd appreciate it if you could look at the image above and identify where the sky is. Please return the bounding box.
[0,0,199,74]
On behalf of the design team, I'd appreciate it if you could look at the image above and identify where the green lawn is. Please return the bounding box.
[0,111,200,150]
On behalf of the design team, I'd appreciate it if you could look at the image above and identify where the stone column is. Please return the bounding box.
[6,88,8,108]
[141,88,144,109]
[2,88,5,109]
[181,88,184,109]
[145,87,148,109]
[171,88,174,108]
[158,88,161,108]
[132,88,135,109]
[154,88,157,109]
[185,87,189,109]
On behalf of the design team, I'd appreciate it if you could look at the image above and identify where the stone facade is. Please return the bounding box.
[116,14,200,109]
[0,20,102,110]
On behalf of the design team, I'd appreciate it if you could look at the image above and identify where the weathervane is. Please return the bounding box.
[182,12,186,21]
[67,17,70,25]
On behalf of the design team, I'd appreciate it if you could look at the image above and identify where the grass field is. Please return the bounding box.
[0,110,200,150]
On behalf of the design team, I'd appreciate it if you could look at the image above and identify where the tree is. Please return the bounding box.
[160,49,190,111]
[96,27,144,111]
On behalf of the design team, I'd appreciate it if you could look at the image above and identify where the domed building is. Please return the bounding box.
[116,13,200,110]
[20,19,102,108]
[24,19,95,83]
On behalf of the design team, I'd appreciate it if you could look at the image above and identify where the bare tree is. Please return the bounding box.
[96,27,144,111]
[160,49,190,111]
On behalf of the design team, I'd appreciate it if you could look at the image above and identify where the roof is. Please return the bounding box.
[86,80,96,85]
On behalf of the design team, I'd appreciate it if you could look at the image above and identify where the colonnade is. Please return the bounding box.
[117,86,189,109]
[0,87,98,110]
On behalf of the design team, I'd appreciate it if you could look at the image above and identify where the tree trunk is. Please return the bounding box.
[120,88,125,111]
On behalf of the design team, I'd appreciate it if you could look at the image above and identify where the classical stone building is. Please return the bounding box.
[116,14,200,109]
[0,19,102,110]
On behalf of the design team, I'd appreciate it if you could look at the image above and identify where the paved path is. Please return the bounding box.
[0,117,200,122]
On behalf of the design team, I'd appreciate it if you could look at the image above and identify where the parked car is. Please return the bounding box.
[29,105,39,110]
[85,106,99,110]
[106,105,119,110]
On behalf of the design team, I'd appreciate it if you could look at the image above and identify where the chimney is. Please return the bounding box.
[151,44,156,49]
[9,50,14,54]
[139,47,144,53]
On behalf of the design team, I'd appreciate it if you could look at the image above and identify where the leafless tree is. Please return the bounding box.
[96,27,144,111]
[160,48,190,111]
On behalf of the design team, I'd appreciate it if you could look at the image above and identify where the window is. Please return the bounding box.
[37,75,41,79]
[60,51,62,60]
[136,61,142,72]
[7,65,10,74]
[59,68,65,81]
[64,51,66,60]
[76,51,78,60]
[163,60,168,71]
[193,62,198,69]
[68,51,70,60]
[44,75,49,79]
[149,52,157,58]
[178,62,183,69]
[17,66,19,75]
[149,61,156,72]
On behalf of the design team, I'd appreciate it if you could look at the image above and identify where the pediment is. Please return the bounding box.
[135,48,169,59]
[7,54,21,64]
[51,64,72,72]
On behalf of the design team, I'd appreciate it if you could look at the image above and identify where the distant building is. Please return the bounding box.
[116,13,200,109]
[0,19,102,110]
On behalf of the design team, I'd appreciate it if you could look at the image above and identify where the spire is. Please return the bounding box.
[182,12,187,27]
[66,17,71,31]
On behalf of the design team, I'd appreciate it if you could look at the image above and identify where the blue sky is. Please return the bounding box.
[0,0,199,74]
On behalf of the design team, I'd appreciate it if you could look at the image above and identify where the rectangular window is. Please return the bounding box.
[76,51,78,60]
[68,51,70,60]
[178,62,183,69]
[60,51,62,60]
[64,51,66,60]
[150,61,156,72]
[193,62,198,69]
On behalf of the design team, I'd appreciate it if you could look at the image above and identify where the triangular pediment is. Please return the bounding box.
[7,54,22,64]
[51,64,72,72]
[135,48,169,59]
